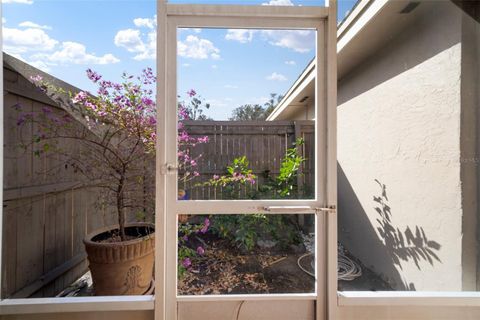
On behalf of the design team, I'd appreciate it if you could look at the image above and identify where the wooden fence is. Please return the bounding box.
[2,62,122,298]
[182,120,315,200]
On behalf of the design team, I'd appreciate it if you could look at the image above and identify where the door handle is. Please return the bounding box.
[262,206,336,213]
[262,206,315,213]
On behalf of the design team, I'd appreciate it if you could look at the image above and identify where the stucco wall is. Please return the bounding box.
[337,2,470,290]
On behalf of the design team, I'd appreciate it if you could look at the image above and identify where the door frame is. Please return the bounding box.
[155,1,337,319]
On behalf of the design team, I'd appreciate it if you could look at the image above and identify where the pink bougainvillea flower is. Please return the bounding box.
[86,69,102,83]
[187,89,196,97]
[200,218,210,234]
[182,258,192,268]
[196,246,205,255]
[30,75,43,82]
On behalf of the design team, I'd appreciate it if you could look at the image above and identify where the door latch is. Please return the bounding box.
[314,205,336,213]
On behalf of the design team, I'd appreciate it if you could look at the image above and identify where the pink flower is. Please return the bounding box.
[200,218,210,233]
[187,89,197,97]
[196,246,205,255]
[213,175,219,180]
[182,258,192,268]
[193,171,200,177]
[86,69,102,83]
[72,91,88,104]
[198,136,209,143]
[142,97,154,106]
[190,160,197,166]
[30,75,43,82]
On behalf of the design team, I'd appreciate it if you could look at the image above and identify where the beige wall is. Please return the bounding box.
[337,1,475,290]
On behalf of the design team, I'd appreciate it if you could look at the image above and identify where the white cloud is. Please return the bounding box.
[2,18,6,24]
[114,16,157,61]
[133,16,156,29]
[225,29,256,43]
[114,29,145,52]
[178,35,220,60]
[266,72,287,81]
[261,29,314,53]
[211,65,218,69]
[224,85,238,89]
[285,60,296,65]
[3,0,33,4]
[262,0,294,5]
[114,28,155,60]
[224,27,314,54]
[19,21,52,30]
[3,27,58,54]
[34,41,120,65]
[133,31,156,60]
[182,63,191,67]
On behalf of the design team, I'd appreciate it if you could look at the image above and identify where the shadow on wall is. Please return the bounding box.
[373,179,441,271]
[338,164,442,290]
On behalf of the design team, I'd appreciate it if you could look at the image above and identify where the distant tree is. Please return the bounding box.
[229,93,284,121]
[180,89,213,121]
[229,104,265,121]
[263,93,284,118]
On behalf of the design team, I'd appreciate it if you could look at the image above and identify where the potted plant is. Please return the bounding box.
[18,69,159,295]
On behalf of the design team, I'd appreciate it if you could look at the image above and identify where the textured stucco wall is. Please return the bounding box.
[337,2,468,290]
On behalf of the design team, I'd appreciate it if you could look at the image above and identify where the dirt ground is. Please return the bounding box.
[178,237,315,295]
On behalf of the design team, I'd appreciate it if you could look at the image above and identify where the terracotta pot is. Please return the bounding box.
[83,223,155,296]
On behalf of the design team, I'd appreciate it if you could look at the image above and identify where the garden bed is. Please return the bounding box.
[178,234,315,295]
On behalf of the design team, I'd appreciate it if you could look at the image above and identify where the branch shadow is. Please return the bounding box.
[338,164,442,290]
[373,179,441,271]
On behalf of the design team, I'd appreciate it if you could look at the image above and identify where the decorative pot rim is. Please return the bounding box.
[83,222,155,248]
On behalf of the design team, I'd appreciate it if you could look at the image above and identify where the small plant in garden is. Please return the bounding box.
[211,214,270,251]
[202,154,303,251]
[276,137,306,198]
[202,156,256,199]
[177,217,210,277]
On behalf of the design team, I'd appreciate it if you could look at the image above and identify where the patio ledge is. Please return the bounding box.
[338,291,480,307]
[0,295,154,315]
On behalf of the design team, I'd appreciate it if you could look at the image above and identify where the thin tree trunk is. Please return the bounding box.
[117,176,126,241]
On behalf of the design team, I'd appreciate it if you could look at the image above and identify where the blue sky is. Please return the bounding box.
[3,0,356,119]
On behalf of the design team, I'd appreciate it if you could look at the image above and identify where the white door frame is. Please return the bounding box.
[156,1,337,320]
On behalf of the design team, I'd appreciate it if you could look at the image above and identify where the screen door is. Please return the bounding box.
[156,2,337,320]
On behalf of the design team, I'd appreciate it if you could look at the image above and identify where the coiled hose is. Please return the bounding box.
[297,246,362,281]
